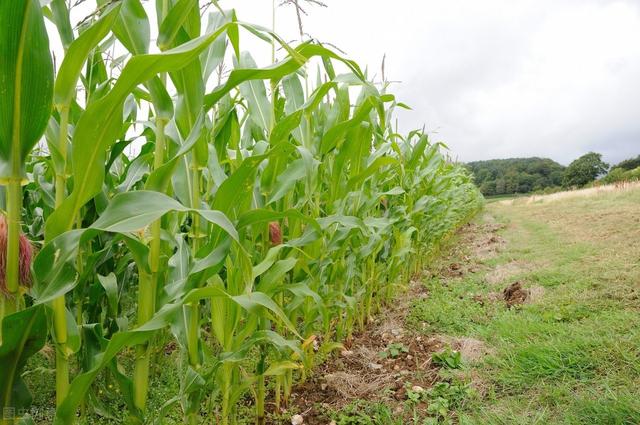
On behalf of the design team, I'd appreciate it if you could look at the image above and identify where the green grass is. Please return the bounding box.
[408,274,502,336]
[405,188,640,424]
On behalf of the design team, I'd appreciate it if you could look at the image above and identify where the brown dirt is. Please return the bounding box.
[429,220,505,281]
[467,223,506,261]
[283,305,443,423]
[503,281,528,307]
[501,281,546,308]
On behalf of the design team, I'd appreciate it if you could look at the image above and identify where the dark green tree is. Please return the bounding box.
[612,155,640,171]
[466,157,565,195]
[562,152,609,187]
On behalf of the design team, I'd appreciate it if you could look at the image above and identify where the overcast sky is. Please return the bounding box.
[224,0,640,165]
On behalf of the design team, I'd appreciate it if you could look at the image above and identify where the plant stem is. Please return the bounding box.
[187,164,201,367]
[53,105,70,405]
[133,271,153,416]
[187,301,199,366]
[221,364,232,425]
[133,117,166,414]
[54,107,69,207]
[149,118,166,302]
[255,316,268,425]
[186,148,201,424]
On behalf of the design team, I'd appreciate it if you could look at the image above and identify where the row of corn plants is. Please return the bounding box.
[0,1,482,424]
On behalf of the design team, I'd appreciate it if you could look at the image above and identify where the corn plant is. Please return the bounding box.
[0,0,53,420]
[0,1,482,424]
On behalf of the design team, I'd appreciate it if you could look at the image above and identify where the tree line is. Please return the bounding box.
[467,153,639,196]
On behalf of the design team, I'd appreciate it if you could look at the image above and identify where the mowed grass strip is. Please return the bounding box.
[408,188,640,424]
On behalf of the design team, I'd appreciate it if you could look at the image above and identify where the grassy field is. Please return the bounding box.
[417,186,640,424]
[323,186,640,424]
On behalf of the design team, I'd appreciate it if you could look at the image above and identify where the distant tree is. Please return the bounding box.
[479,182,494,196]
[466,157,565,196]
[562,152,609,187]
[495,178,506,194]
[532,176,546,191]
[603,165,640,184]
[518,173,536,193]
[612,155,640,171]
[549,170,564,186]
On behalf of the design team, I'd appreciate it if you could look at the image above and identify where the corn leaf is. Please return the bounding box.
[0,0,53,178]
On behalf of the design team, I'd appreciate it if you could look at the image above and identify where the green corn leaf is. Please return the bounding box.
[147,76,174,120]
[256,258,298,294]
[317,215,367,232]
[211,152,271,215]
[237,52,272,133]
[53,302,181,425]
[0,305,47,413]
[320,96,378,155]
[251,246,286,280]
[220,330,301,364]
[0,0,53,179]
[53,4,120,107]
[267,159,306,204]
[228,292,300,339]
[97,273,119,317]
[31,229,91,303]
[107,0,149,54]
[237,208,321,233]
[203,43,364,110]
[346,157,399,191]
[90,190,238,241]
[157,0,197,50]
[33,191,237,304]
[44,22,234,239]
[49,0,73,48]
[263,361,302,377]
[145,112,204,191]
[288,282,324,309]
[201,11,228,81]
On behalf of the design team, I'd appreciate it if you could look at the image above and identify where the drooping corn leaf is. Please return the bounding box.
[90,190,237,240]
[237,52,273,134]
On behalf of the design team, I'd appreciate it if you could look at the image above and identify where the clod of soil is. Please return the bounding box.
[503,281,528,307]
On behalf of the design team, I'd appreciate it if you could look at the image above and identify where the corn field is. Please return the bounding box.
[0,1,481,424]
